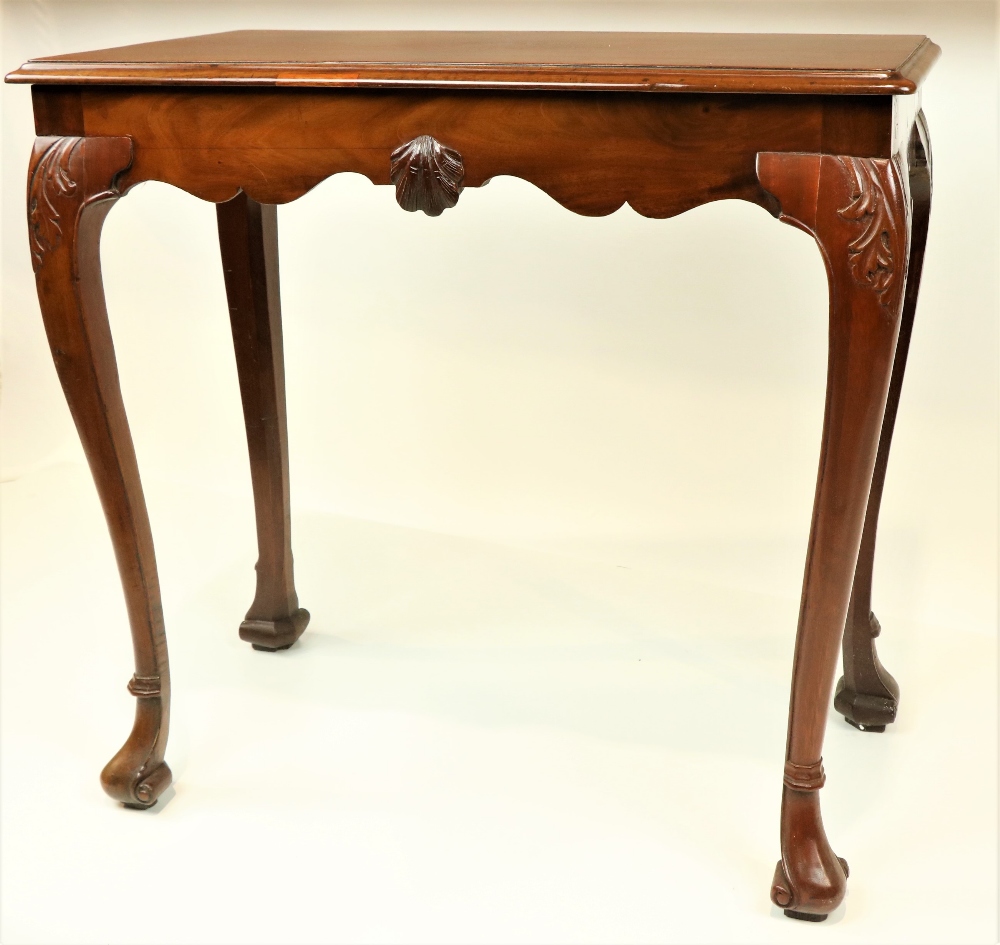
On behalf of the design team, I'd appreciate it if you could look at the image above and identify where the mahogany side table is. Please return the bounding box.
[7,30,938,921]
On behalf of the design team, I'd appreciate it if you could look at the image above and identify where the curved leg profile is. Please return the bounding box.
[29,136,171,808]
[836,113,933,732]
[758,143,913,918]
[217,193,308,651]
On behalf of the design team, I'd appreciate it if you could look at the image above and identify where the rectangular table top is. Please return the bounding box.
[7,30,939,95]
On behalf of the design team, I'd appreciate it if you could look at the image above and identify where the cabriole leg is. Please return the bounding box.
[29,136,171,808]
[836,113,933,732]
[217,192,309,651]
[757,143,913,919]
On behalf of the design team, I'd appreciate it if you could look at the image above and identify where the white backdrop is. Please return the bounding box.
[1,3,997,944]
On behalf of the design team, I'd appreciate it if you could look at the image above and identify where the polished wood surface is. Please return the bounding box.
[11,30,937,921]
[27,135,171,809]
[217,193,310,651]
[27,87,895,212]
[8,30,940,94]
[758,142,914,918]
[836,112,932,733]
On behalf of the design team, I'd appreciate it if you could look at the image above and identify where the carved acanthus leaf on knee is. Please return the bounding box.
[29,135,173,810]
[757,144,913,920]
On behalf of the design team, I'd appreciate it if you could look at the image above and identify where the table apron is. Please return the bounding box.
[31,86,896,214]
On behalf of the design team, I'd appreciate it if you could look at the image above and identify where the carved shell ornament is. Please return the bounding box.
[837,157,904,309]
[390,135,465,216]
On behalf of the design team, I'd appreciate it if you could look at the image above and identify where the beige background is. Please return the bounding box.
[1,3,997,943]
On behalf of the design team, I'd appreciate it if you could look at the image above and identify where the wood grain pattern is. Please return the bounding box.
[28,135,172,809]
[757,143,912,919]
[29,87,892,215]
[6,30,940,95]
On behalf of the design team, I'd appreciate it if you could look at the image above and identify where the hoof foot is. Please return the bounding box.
[771,790,848,919]
[784,910,827,922]
[844,717,886,733]
[834,676,897,731]
[106,760,172,809]
[240,607,310,650]
[773,856,846,921]
[100,695,171,808]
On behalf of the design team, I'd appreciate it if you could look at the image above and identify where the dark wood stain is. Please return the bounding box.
[9,30,937,922]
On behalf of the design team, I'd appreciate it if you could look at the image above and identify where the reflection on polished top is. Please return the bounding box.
[5,30,940,94]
